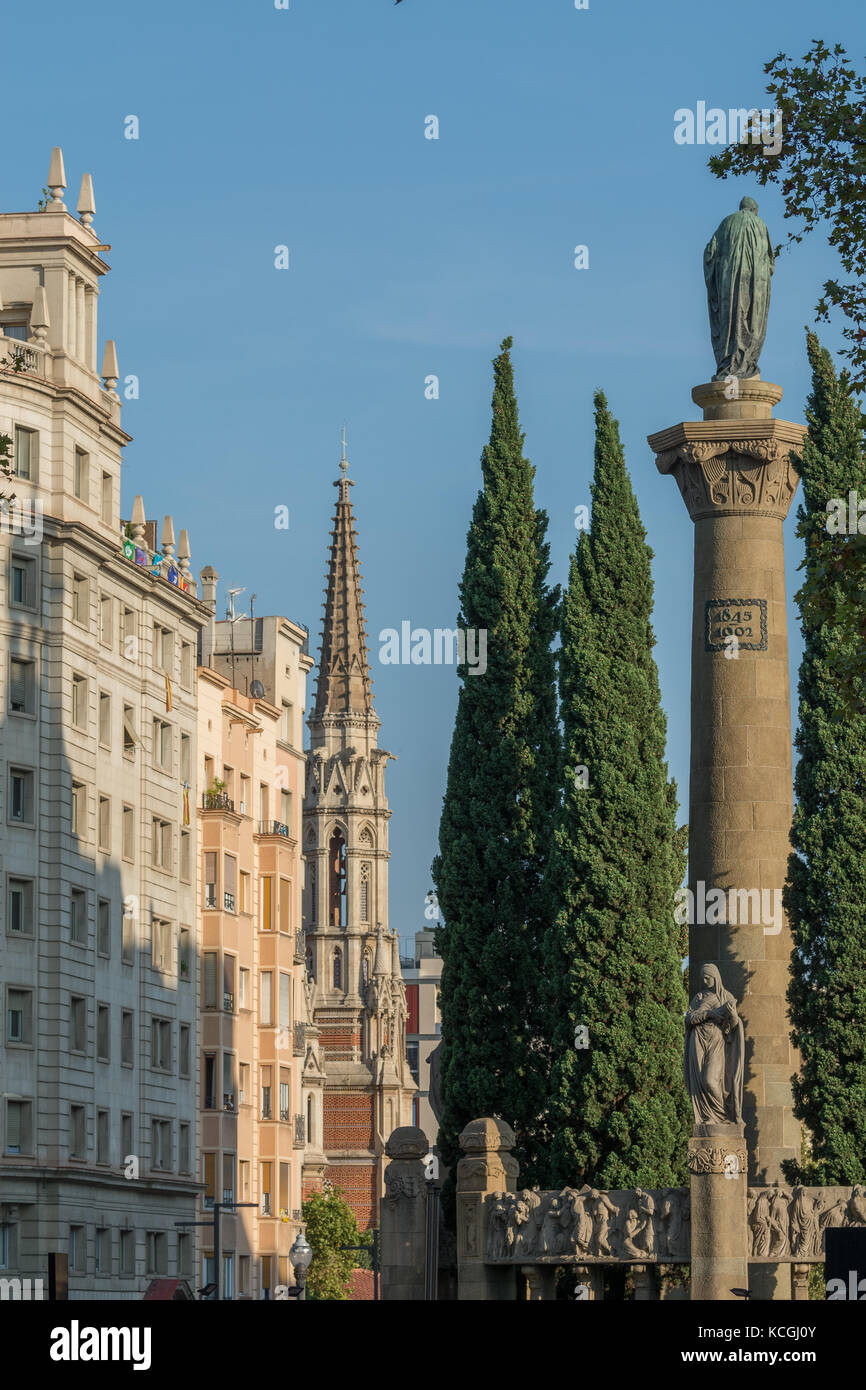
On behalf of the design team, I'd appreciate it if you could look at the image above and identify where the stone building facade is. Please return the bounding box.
[302,448,415,1229]
[0,150,209,1296]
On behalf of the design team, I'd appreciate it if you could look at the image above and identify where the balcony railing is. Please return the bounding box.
[222,1189,234,1205]
[294,927,305,962]
[1,337,47,376]
[224,892,235,912]
[293,1022,306,1057]
[261,1194,272,1216]
[202,791,235,811]
[223,991,234,1012]
[223,1093,235,1113]
[256,820,291,838]
[280,1104,290,1122]
[294,1114,305,1148]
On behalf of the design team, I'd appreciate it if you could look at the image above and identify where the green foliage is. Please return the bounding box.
[783,332,866,1186]
[542,391,689,1190]
[708,40,866,392]
[301,1187,363,1301]
[432,336,560,1211]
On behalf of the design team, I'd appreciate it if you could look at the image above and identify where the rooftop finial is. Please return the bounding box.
[47,147,66,210]
[340,423,349,479]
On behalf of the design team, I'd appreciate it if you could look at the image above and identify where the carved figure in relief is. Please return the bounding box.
[789,1187,822,1259]
[588,1190,618,1257]
[847,1185,866,1225]
[487,1192,511,1260]
[561,1188,592,1255]
[659,1193,689,1259]
[684,963,745,1125]
[767,1188,791,1257]
[748,1188,772,1257]
[541,1195,564,1256]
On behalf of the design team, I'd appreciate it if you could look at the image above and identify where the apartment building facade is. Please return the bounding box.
[0,151,209,1296]
[197,607,320,1297]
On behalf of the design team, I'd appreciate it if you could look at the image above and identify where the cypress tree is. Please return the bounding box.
[432,337,559,1204]
[784,332,866,1185]
[543,391,689,1190]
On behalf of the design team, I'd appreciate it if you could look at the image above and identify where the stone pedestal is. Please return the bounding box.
[651,380,806,1300]
[380,1127,429,1300]
[456,1117,519,1301]
[688,1124,749,1300]
[792,1263,810,1300]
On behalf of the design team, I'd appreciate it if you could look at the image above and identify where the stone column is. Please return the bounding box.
[650,380,806,1300]
[380,1126,428,1300]
[792,1263,810,1300]
[456,1117,519,1301]
[688,1124,749,1300]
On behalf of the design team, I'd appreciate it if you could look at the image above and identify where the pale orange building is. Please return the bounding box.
[196,590,318,1298]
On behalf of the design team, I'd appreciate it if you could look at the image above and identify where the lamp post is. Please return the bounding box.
[175,1201,256,1301]
[289,1232,313,1300]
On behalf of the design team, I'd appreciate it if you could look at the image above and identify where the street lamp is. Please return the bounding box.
[289,1233,313,1300]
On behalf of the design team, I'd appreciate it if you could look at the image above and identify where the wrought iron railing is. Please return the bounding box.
[294,1114,305,1147]
[202,791,234,811]
[257,820,290,838]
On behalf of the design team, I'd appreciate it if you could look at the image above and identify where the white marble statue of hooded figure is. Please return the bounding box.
[683,963,745,1126]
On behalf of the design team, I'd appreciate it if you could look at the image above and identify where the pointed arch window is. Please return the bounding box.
[308,860,316,926]
[306,945,315,980]
[329,830,347,927]
[360,862,370,923]
[361,953,370,989]
[332,948,342,990]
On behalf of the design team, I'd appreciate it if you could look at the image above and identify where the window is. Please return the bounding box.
[152,918,171,973]
[70,888,87,945]
[204,1055,216,1110]
[120,1230,134,1275]
[122,805,134,861]
[6,1099,32,1155]
[329,829,347,926]
[71,782,86,838]
[123,703,136,757]
[7,987,32,1045]
[280,789,292,831]
[97,1004,110,1061]
[101,472,112,525]
[181,642,193,688]
[97,1109,110,1163]
[146,1231,167,1275]
[121,903,135,964]
[98,690,111,746]
[69,1225,85,1272]
[204,952,218,1009]
[95,1227,109,1274]
[98,795,111,852]
[121,1113,133,1163]
[178,1233,191,1277]
[261,1066,272,1120]
[260,875,273,931]
[279,877,290,934]
[8,878,34,936]
[239,871,250,914]
[180,732,191,781]
[180,830,191,882]
[99,594,113,646]
[121,1010,134,1066]
[279,972,291,1030]
[360,862,370,922]
[70,996,86,1053]
[279,1161,289,1214]
[179,927,191,981]
[179,1124,191,1174]
[151,1119,171,1171]
[73,446,90,503]
[260,1162,272,1215]
[179,1023,190,1076]
[10,554,37,610]
[333,948,342,990]
[239,1255,250,1297]
[71,673,87,729]
[95,898,110,956]
[121,607,136,660]
[70,1106,86,1158]
[308,860,317,925]
[150,1018,171,1071]
[13,425,36,480]
[281,702,293,745]
[223,1253,234,1300]
[153,624,172,674]
[9,656,35,715]
[223,1052,235,1112]
[152,817,172,871]
[224,853,237,912]
[223,954,235,1012]
[239,775,249,816]
[239,968,250,1010]
[204,852,217,908]
[9,767,34,825]
[72,573,88,626]
[279,1078,290,1124]
[260,971,273,1027]
[153,719,172,772]
[307,1094,314,1147]
[239,1065,250,1107]
[203,1153,216,1210]
[222,1152,234,1204]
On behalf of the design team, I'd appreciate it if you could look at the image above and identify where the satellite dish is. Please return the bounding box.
[250,680,265,699]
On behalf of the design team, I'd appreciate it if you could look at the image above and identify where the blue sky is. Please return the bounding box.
[7,0,862,938]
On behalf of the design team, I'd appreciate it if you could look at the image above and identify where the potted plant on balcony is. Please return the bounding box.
[204,777,226,810]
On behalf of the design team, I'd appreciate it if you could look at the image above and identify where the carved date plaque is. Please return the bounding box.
[705,598,767,652]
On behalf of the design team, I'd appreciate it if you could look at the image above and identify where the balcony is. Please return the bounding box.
[256,820,291,839]
[294,927,305,962]
[1,336,47,377]
[224,892,235,912]
[261,1194,272,1216]
[223,992,234,1013]
[223,1094,235,1113]
[293,1022,306,1057]
[294,1114,305,1148]
[202,791,235,812]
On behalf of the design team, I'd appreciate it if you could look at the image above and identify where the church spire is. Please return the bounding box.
[313,429,374,717]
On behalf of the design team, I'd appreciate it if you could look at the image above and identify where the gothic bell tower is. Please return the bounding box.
[302,433,415,1229]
